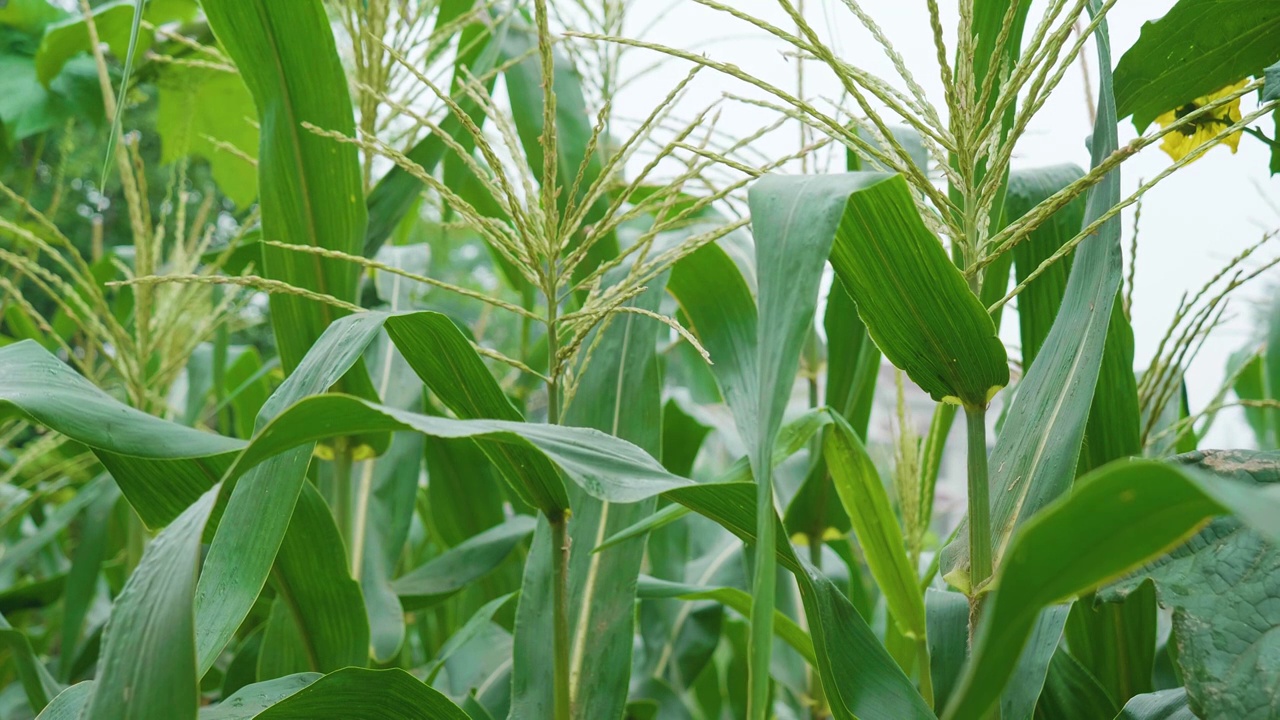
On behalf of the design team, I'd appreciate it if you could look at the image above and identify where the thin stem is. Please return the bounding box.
[917,638,935,709]
[550,514,572,720]
[964,405,992,638]
[545,280,570,720]
[748,464,777,720]
[332,440,354,545]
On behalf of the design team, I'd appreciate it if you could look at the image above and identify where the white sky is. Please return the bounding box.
[610,0,1279,448]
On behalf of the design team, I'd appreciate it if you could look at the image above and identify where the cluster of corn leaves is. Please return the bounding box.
[0,1,1278,719]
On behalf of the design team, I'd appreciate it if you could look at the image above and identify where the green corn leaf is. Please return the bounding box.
[926,590,969,712]
[746,171,895,719]
[424,433,510,546]
[59,481,119,680]
[384,312,570,516]
[201,0,367,374]
[86,487,218,720]
[224,668,470,720]
[824,414,926,643]
[0,612,62,713]
[1266,296,1280,446]
[34,683,92,720]
[942,457,1280,720]
[511,272,667,720]
[0,340,240,528]
[1034,648,1121,720]
[202,674,320,719]
[599,408,832,554]
[661,482,935,719]
[823,172,1008,408]
[1228,348,1271,448]
[235,393,687,503]
[636,576,816,666]
[667,239,759,435]
[195,311,392,676]
[1100,450,1280,719]
[393,516,535,610]
[354,432,423,663]
[1113,689,1195,720]
[1006,165,1086,367]
[268,485,370,672]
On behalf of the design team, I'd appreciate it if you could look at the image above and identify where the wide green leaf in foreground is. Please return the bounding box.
[1101,450,1280,719]
[943,457,1280,720]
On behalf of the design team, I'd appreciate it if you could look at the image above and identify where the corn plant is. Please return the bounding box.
[0,0,1278,719]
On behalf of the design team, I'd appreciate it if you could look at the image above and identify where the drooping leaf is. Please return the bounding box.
[1101,450,1280,720]
[1112,689,1196,720]
[824,173,1008,407]
[0,340,240,527]
[384,312,570,516]
[247,668,469,720]
[34,683,92,720]
[636,576,815,666]
[1114,0,1280,131]
[942,457,1280,720]
[202,673,319,719]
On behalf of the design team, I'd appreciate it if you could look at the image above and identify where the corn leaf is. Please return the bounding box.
[201,0,367,373]
[823,172,1009,408]
[392,516,535,611]
[943,457,1280,720]
[824,414,926,642]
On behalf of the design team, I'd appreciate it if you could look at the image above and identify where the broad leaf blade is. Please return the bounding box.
[1101,450,1280,719]
[942,457,1280,720]
[85,487,218,720]
[1115,0,1280,131]
[827,173,1008,407]
[202,0,366,372]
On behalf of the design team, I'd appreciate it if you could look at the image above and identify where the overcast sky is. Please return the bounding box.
[607,0,1279,448]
